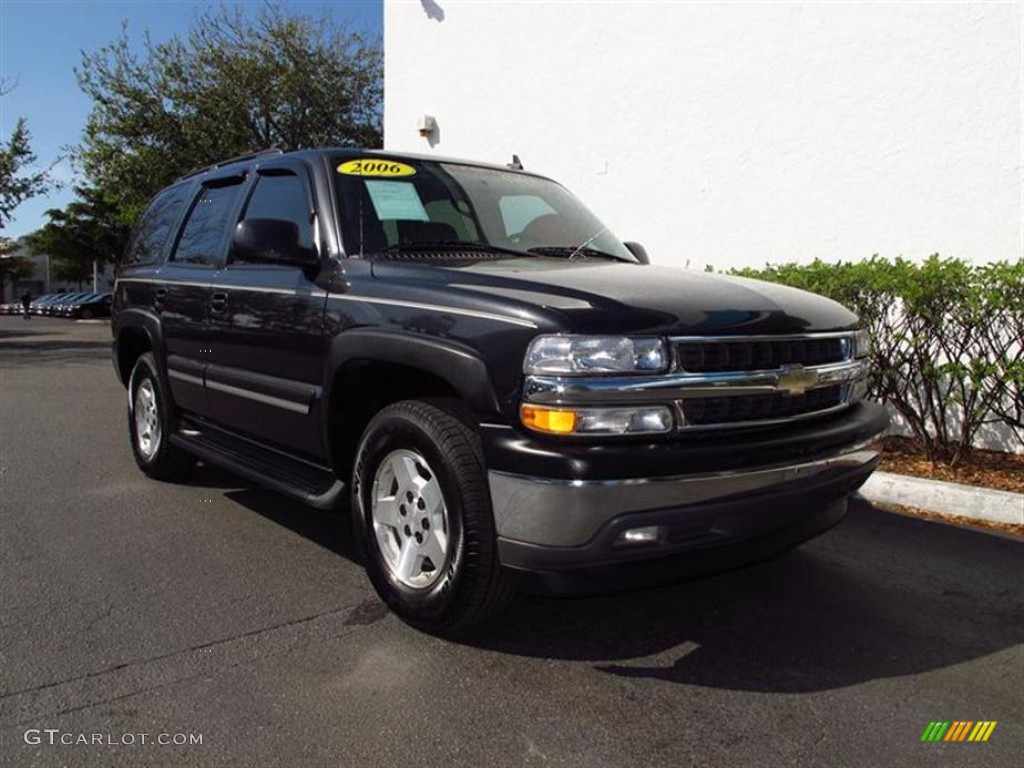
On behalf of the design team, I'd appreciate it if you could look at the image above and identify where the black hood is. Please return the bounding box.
[370,258,859,336]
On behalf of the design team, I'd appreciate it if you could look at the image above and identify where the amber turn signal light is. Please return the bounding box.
[520,404,578,435]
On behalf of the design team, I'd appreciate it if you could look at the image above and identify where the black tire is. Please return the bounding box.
[81,309,93,319]
[127,352,196,480]
[352,399,515,634]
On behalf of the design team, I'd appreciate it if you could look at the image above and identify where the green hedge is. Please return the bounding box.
[728,255,1024,467]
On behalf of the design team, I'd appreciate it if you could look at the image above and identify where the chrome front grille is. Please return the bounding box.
[522,331,868,431]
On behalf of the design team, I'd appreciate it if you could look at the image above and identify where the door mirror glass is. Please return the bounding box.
[232,219,319,267]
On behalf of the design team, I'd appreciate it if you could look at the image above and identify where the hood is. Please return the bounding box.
[370,258,859,335]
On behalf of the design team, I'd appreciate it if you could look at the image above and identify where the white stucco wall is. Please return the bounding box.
[384,0,1022,271]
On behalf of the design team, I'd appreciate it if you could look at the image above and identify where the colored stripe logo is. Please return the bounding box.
[921,721,997,742]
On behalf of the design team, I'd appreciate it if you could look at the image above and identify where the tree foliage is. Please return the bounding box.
[0,242,36,300]
[74,3,382,226]
[0,81,50,229]
[731,256,1024,465]
[24,185,132,283]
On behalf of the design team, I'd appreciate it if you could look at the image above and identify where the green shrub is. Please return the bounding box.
[730,255,1024,467]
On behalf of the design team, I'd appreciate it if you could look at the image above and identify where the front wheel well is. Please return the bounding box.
[328,360,469,479]
[117,328,152,387]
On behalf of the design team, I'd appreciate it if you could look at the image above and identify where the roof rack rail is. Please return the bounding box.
[175,147,284,182]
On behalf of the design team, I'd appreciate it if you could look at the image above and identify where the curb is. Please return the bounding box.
[859,471,1023,526]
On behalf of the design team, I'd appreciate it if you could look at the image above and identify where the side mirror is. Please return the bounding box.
[624,241,650,265]
[232,219,319,268]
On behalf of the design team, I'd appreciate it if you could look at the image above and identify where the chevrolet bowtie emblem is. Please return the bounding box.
[776,364,819,395]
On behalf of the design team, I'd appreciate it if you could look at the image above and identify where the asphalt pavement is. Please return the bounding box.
[1,317,1021,767]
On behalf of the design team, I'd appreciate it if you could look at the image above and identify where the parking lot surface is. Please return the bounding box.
[1,317,1021,767]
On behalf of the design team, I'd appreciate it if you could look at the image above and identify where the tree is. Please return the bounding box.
[0,242,35,300]
[75,3,382,226]
[0,80,50,229]
[23,185,131,287]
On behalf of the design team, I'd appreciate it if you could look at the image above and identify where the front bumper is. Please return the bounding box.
[501,497,851,596]
[482,401,888,594]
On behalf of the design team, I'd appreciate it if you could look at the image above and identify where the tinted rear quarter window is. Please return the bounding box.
[122,185,191,266]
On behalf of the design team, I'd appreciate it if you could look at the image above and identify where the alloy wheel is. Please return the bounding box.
[133,379,161,458]
[370,449,450,589]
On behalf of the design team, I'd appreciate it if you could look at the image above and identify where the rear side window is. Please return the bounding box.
[172,182,245,266]
[122,185,190,266]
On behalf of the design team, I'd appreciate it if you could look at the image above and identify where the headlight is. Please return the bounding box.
[524,335,668,375]
[852,329,871,359]
[521,404,674,435]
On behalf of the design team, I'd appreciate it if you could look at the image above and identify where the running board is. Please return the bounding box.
[170,420,346,511]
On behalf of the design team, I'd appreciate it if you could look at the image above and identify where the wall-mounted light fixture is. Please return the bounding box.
[418,115,438,138]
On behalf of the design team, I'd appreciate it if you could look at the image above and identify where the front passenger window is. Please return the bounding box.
[239,174,314,253]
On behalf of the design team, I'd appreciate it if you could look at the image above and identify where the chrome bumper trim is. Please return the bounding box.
[488,433,884,548]
[671,400,854,432]
[524,359,868,404]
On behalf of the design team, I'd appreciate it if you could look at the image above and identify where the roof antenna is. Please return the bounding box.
[508,154,523,170]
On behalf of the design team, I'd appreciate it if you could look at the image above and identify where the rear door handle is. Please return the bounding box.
[210,292,228,314]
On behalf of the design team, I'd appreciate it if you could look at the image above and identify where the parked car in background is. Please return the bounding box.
[49,292,92,316]
[29,294,63,315]
[64,293,112,319]
[11,293,46,314]
[45,292,92,316]
[53,293,94,317]
[0,292,114,319]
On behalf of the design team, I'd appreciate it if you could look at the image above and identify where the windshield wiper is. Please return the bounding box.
[526,245,630,262]
[526,225,627,262]
[378,241,536,259]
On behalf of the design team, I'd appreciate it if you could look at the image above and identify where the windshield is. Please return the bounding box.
[332,156,634,262]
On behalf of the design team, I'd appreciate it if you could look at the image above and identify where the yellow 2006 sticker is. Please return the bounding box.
[337,159,416,177]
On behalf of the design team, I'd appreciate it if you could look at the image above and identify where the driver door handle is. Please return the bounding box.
[210,292,228,314]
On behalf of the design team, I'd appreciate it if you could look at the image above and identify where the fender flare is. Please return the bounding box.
[113,308,168,390]
[322,328,502,417]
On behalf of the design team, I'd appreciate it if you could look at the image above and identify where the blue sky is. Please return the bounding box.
[0,0,383,239]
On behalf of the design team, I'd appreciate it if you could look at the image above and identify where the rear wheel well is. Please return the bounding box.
[117,328,152,386]
[329,361,464,479]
